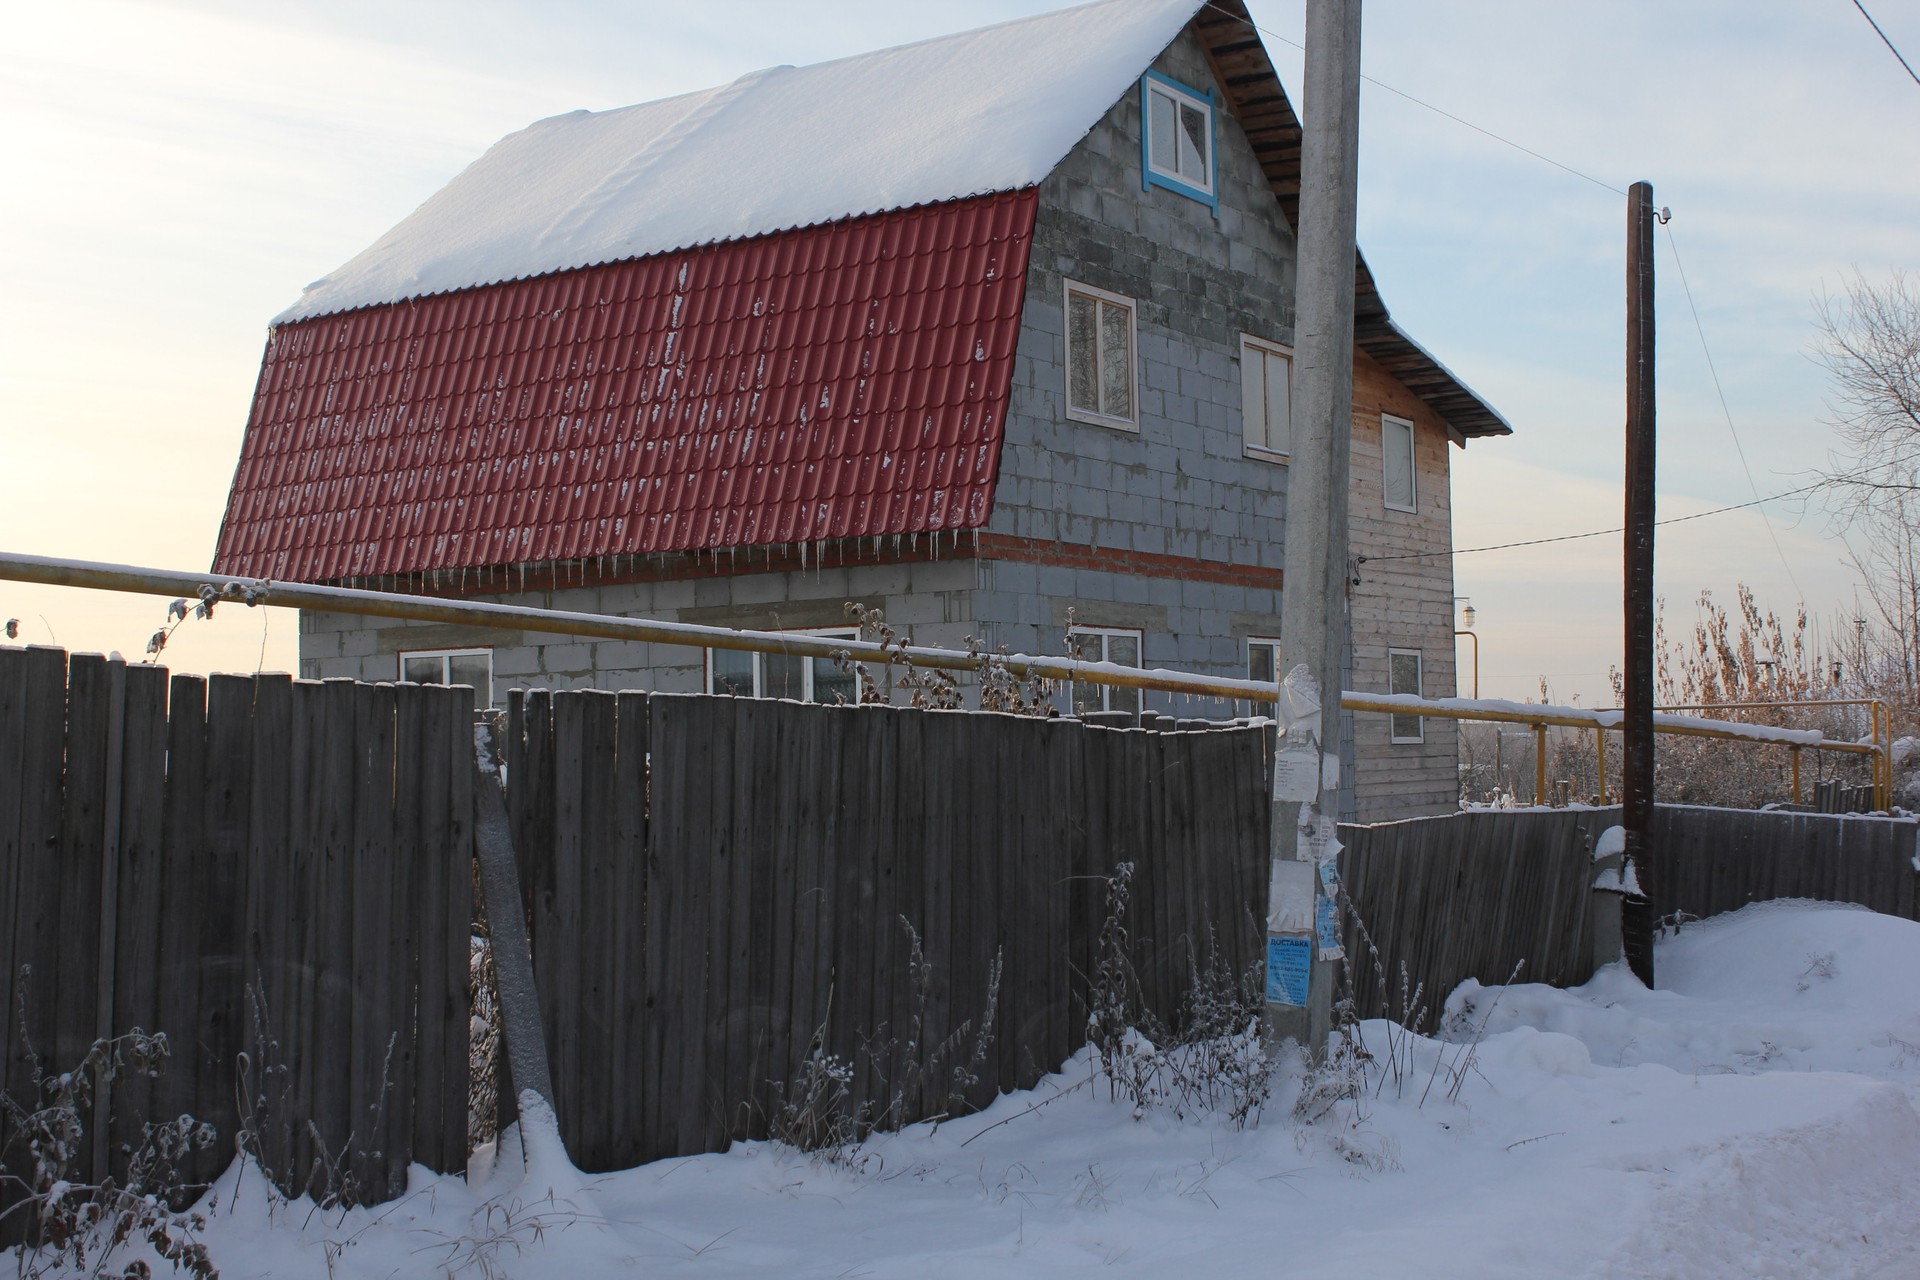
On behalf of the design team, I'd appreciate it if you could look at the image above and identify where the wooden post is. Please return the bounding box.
[1595,727,1608,805]
[1534,725,1547,805]
[1621,181,1657,986]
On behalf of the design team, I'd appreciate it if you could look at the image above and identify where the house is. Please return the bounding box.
[212,0,1510,822]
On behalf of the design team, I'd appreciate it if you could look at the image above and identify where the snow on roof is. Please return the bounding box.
[279,0,1203,324]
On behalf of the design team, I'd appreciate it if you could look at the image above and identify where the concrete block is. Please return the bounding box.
[693,577,731,607]
[593,640,652,671]
[731,573,787,606]
[542,643,594,674]
[492,645,543,677]
[316,656,364,680]
[340,629,377,659]
[549,586,602,614]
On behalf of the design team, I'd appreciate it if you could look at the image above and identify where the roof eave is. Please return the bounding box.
[1192,0,1512,440]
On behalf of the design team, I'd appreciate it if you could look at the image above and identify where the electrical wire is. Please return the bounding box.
[1850,0,1920,87]
[1357,483,1825,565]
[1201,1,1628,196]
[1661,222,1806,601]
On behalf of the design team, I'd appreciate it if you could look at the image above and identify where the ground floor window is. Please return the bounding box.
[1389,648,1424,743]
[398,647,493,705]
[1247,637,1283,684]
[1068,625,1142,716]
[707,628,860,704]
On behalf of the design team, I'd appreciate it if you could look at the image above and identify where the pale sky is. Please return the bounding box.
[3,0,1916,703]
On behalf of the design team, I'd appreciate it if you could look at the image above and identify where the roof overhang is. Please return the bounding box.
[1192,0,1512,439]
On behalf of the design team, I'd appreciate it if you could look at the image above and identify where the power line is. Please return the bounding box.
[1850,0,1920,87]
[1202,2,1627,196]
[1357,483,1825,565]
[1661,222,1806,601]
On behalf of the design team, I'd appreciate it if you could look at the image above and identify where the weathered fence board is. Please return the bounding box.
[0,652,475,1241]
[1338,804,1920,1024]
[503,692,1272,1171]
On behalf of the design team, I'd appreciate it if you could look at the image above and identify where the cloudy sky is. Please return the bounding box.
[3,0,1916,702]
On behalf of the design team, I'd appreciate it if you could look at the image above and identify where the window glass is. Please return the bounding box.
[1248,639,1281,685]
[1178,102,1209,176]
[1067,291,1098,415]
[1144,77,1214,199]
[1390,649,1424,743]
[1069,627,1143,716]
[1099,302,1133,420]
[762,650,805,702]
[1149,88,1178,174]
[1383,415,1416,510]
[1241,338,1292,455]
[1065,283,1137,427]
[710,649,754,696]
[812,653,857,706]
[402,655,443,684]
[448,653,491,692]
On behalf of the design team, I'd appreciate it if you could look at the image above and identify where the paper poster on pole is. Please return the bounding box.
[1271,745,1320,802]
[1266,935,1311,1007]
[1315,893,1344,960]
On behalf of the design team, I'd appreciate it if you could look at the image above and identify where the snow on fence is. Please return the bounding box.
[1337,804,1920,1024]
[0,647,474,1242]
[496,689,1271,1172]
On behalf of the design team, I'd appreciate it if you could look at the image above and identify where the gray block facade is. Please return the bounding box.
[298,29,1464,821]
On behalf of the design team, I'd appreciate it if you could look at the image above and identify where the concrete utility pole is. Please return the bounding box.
[1620,181,1657,985]
[1265,0,1361,1055]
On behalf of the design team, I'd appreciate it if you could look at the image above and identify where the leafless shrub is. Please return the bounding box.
[1,973,219,1278]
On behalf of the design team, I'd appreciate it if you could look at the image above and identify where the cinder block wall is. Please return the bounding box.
[296,557,981,704]
[990,28,1296,570]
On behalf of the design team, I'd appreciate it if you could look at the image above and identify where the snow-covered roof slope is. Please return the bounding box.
[279,0,1203,323]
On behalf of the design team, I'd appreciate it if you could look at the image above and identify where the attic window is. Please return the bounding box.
[1141,71,1217,208]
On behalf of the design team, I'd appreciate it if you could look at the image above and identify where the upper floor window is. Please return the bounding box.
[1382,414,1417,512]
[1141,71,1217,208]
[1241,336,1293,459]
[708,628,860,705]
[1065,281,1137,429]
[399,647,494,705]
[1389,648,1424,744]
[1068,625,1142,717]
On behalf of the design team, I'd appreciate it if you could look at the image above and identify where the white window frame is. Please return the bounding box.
[1389,648,1424,744]
[705,627,861,704]
[1382,413,1417,513]
[1240,335,1293,460]
[1140,71,1218,208]
[1247,637,1283,685]
[1064,280,1138,431]
[1067,625,1144,717]
[397,646,494,706]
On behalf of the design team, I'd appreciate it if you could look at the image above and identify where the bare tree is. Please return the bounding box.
[1815,270,1920,513]
[1814,271,1920,719]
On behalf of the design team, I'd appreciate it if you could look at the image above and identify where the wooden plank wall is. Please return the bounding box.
[504,692,1271,1172]
[0,648,472,1240]
[1336,804,1920,1024]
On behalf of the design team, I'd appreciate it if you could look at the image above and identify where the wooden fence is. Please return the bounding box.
[0,647,473,1241]
[1337,804,1920,1023]
[500,690,1270,1172]
[14,642,1907,1223]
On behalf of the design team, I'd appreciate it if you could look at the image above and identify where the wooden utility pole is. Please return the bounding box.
[1265,0,1361,1054]
[1621,181,1657,985]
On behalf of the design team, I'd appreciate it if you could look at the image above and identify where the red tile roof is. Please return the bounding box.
[213,190,1037,584]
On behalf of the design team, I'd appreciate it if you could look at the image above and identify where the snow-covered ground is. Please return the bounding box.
[22,901,1920,1278]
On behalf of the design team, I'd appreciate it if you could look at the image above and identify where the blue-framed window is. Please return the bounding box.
[1140,70,1217,210]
